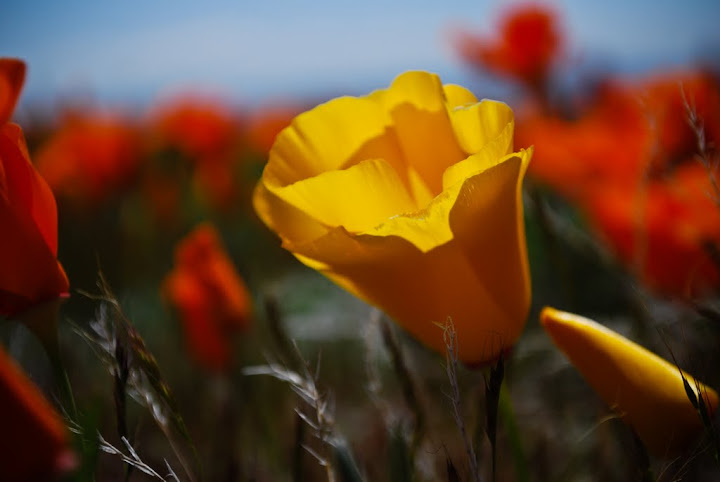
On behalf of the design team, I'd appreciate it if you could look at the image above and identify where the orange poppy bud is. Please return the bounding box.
[163,224,252,371]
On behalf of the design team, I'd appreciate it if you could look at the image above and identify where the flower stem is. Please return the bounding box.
[498,384,529,482]
[484,354,504,482]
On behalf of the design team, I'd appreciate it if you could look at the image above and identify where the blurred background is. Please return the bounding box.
[3,0,719,107]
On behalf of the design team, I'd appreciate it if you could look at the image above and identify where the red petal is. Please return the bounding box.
[0,59,26,124]
[1,124,59,254]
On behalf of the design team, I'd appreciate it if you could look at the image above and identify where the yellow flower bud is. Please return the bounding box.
[541,306,718,457]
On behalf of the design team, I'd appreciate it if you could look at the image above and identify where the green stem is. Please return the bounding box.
[46,337,79,421]
[498,384,529,482]
[484,355,504,482]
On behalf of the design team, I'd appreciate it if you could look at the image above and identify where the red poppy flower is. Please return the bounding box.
[150,96,240,159]
[149,96,244,210]
[36,111,141,205]
[0,345,74,481]
[641,71,720,172]
[517,70,720,296]
[455,4,561,87]
[163,224,252,372]
[587,164,720,296]
[0,58,69,317]
[516,82,651,199]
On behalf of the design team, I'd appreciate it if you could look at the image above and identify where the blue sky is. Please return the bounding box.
[2,0,719,108]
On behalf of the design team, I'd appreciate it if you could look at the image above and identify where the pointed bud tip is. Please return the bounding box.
[540,306,578,329]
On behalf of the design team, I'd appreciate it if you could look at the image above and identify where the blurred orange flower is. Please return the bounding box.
[0,345,74,481]
[163,223,252,372]
[0,58,69,317]
[455,4,561,87]
[35,111,142,205]
[150,95,240,159]
[517,83,651,199]
[587,165,720,296]
[541,307,718,457]
[149,96,244,210]
[642,71,720,171]
[517,70,720,296]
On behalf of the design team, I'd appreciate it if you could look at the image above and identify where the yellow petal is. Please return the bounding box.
[267,158,416,234]
[442,122,516,191]
[446,149,531,328]
[443,84,479,108]
[382,71,466,196]
[285,152,531,364]
[266,94,399,185]
[252,181,329,246]
[406,166,435,209]
[541,307,719,457]
[367,149,531,253]
[447,99,514,157]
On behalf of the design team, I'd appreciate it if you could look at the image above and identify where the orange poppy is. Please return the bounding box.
[519,71,720,194]
[163,224,252,371]
[587,164,720,296]
[149,96,244,210]
[517,70,720,296]
[516,82,651,199]
[0,58,69,317]
[0,344,74,481]
[150,95,240,159]
[641,71,720,172]
[35,110,142,205]
[455,4,561,87]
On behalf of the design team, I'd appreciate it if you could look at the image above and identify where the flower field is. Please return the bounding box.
[1,3,720,481]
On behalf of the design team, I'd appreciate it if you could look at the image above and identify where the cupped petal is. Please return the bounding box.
[286,152,531,364]
[447,149,531,328]
[0,203,69,316]
[365,149,531,253]
[0,59,25,124]
[382,71,467,196]
[443,84,478,108]
[0,126,68,316]
[266,93,397,185]
[447,99,514,156]
[267,158,417,234]
[541,307,719,457]
[1,124,59,254]
[253,181,330,246]
[442,114,515,190]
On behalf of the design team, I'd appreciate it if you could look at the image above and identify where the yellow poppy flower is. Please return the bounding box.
[541,307,719,457]
[254,71,532,365]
